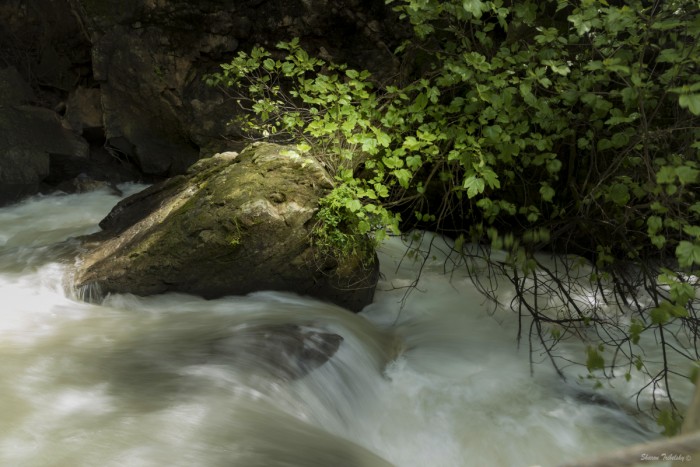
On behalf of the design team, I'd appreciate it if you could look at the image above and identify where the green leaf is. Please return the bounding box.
[454,234,465,253]
[647,215,663,235]
[382,154,402,169]
[657,409,682,436]
[629,319,643,345]
[584,61,603,71]
[359,187,377,200]
[463,175,485,198]
[586,346,605,372]
[539,184,555,202]
[651,235,666,249]
[358,219,371,234]
[462,0,486,18]
[281,61,295,75]
[546,158,562,175]
[670,304,689,318]
[374,183,389,198]
[296,142,312,153]
[608,183,630,206]
[393,169,412,189]
[676,241,700,268]
[403,136,421,151]
[550,327,561,340]
[481,168,500,189]
[656,166,676,184]
[262,58,276,71]
[610,132,630,148]
[417,129,438,142]
[678,94,700,115]
[360,135,378,154]
[683,225,700,238]
[675,165,700,184]
[650,304,671,325]
[411,93,428,112]
[375,131,392,148]
[542,60,570,76]
[341,117,357,134]
[519,82,537,107]
[669,281,695,305]
[345,199,362,212]
[406,155,422,170]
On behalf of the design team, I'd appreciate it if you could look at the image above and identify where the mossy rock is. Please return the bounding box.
[72,142,378,312]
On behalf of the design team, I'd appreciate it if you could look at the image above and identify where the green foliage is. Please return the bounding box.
[312,184,395,259]
[206,38,400,254]
[391,0,699,272]
[208,0,700,427]
[657,408,683,436]
[586,345,605,372]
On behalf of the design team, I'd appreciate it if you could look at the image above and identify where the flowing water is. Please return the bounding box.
[0,186,693,467]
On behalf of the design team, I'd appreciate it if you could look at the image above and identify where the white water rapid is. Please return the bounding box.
[0,186,691,466]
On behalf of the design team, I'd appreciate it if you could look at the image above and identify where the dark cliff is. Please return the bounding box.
[0,0,408,204]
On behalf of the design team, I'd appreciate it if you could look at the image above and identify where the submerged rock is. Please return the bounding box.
[72,142,378,311]
[208,323,344,380]
[101,318,345,387]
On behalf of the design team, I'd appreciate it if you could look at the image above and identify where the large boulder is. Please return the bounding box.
[72,142,379,312]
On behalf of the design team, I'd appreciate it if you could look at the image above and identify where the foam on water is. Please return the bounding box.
[0,187,690,467]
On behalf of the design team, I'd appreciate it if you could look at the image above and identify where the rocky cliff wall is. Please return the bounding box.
[0,0,407,204]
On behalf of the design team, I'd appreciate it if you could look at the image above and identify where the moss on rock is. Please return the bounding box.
[72,142,378,312]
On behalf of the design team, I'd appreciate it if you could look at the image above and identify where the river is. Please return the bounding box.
[0,185,688,466]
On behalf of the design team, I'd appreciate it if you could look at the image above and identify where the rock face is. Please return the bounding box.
[74,0,405,172]
[73,143,378,312]
[0,2,123,204]
[0,0,408,205]
[0,66,90,205]
[47,0,405,177]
